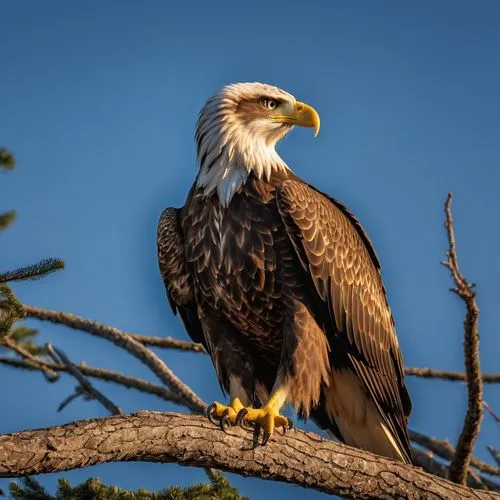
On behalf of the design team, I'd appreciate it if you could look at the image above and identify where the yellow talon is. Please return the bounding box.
[236,406,293,444]
[206,398,244,430]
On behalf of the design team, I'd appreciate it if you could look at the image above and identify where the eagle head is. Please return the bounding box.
[195,82,320,207]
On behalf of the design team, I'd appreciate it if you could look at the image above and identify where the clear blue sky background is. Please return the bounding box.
[1,1,499,498]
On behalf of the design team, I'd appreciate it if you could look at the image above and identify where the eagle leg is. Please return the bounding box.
[206,397,245,431]
[234,387,293,444]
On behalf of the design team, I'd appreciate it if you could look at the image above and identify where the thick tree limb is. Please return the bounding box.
[0,412,498,499]
[442,193,483,484]
[1,355,498,487]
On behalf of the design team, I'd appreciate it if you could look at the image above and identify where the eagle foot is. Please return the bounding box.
[235,407,293,444]
[206,398,245,431]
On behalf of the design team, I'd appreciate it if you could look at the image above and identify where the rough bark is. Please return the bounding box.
[0,411,498,499]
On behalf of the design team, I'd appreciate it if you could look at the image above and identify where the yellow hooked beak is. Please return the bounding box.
[270,101,320,137]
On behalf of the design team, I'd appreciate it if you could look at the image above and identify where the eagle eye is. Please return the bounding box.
[260,97,279,110]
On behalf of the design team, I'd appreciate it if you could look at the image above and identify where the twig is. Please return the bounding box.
[0,336,58,381]
[22,306,206,413]
[410,429,500,477]
[405,367,500,383]
[57,386,88,412]
[0,356,188,407]
[442,193,483,485]
[128,334,206,352]
[24,305,206,352]
[46,343,123,415]
[484,402,500,424]
[488,447,500,468]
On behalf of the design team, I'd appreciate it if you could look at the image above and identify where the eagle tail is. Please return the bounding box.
[310,369,412,464]
[312,404,411,464]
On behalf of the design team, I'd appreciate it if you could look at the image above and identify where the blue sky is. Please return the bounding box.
[1,1,499,498]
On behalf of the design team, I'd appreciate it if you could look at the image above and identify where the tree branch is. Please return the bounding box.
[442,193,483,484]
[411,448,499,492]
[24,305,206,352]
[410,430,500,477]
[46,344,123,416]
[25,305,500,383]
[22,306,206,414]
[0,356,190,407]
[2,355,498,488]
[405,367,500,384]
[484,403,500,425]
[0,412,498,499]
[0,336,58,381]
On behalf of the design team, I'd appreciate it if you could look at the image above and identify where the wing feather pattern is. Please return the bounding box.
[157,207,205,345]
[277,180,412,463]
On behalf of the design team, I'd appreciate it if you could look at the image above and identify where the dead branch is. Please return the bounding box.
[411,448,499,491]
[0,336,58,380]
[0,411,498,499]
[442,193,483,484]
[410,430,500,477]
[488,448,500,468]
[22,306,206,413]
[24,305,206,352]
[0,356,187,406]
[484,403,500,424]
[25,306,500,384]
[405,367,500,383]
[46,344,123,416]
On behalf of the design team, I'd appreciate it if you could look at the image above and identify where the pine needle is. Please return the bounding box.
[0,258,64,284]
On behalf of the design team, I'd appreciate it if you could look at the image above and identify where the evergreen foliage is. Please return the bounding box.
[9,472,248,500]
[1,148,16,233]
[0,211,16,232]
[0,148,15,170]
[0,285,24,337]
[0,258,65,284]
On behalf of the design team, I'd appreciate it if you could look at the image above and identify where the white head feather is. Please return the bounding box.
[195,82,295,207]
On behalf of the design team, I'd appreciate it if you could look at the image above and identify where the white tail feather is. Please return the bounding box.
[324,369,408,463]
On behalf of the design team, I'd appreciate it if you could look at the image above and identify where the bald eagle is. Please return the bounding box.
[158,82,412,463]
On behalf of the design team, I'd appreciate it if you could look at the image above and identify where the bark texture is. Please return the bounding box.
[0,411,498,499]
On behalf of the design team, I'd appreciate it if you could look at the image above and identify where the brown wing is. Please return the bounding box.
[157,207,204,345]
[277,179,412,462]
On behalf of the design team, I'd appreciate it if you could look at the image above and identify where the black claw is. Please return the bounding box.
[262,431,271,446]
[235,408,248,427]
[251,425,261,449]
[220,410,231,432]
[206,403,219,426]
[279,417,294,435]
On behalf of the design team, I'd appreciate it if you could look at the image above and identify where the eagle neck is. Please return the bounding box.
[196,136,289,208]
